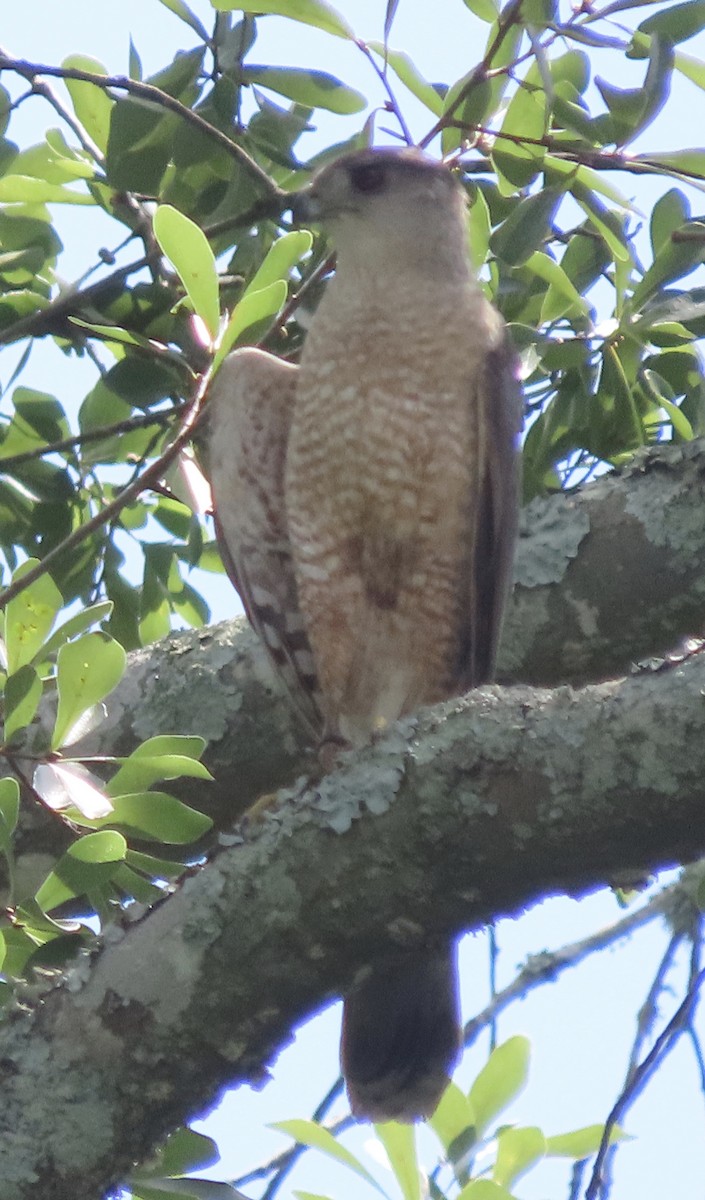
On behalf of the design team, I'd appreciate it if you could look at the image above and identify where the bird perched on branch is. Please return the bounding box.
[209,147,522,1122]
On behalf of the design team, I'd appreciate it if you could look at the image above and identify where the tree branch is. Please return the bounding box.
[499,437,705,685]
[0,49,282,196]
[5,648,705,1198]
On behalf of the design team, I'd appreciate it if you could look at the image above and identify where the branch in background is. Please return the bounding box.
[0,407,184,470]
[497,437,705,686]
[420,0,526,147]
[470,124,705,185]
[0,49,283,197]
[586,960,705,1200]
[0,256,151,346]
[463,887,675,1050]
[0,192,291,349]
[0,369,210,611]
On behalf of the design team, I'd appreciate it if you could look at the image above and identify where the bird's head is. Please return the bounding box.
[291,147,470,280]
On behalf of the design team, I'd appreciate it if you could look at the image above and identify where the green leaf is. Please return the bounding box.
[153,206,220,339]
[595,35,674,145]
[467,185,491,273]
[458,1183,515,1200]
[490,187,563,266]
[69,318,159,349]
[367,44,444,115]
[524,251,591,318]
[4,665,42,743]
[631,220,705,310]
[35,830,127,912]
[650,188,690,259]
[374,1123,419,1200]
[442,75,493,156]
[52,633,126,750]
[463,0,499,19]
[588,343,645,459]
[674,48,705,90]
[243,66,365,114]
[0,176,94,204]
[126,849,185,880]
[430,1081,476,1154]
[108,754,212,797]
[545,1123,630,1158]
[493,1126,545,1187]
[156,1127,220,1176]
[85,792,212,843]
[132,734,206,759]
[129,37,143,80]
[569,181,632,266]
[522,0,557,23]
[36,830,127,912]
[638,0,705,46]
[62,56,114,153]
[273,1120,383,1194]
[0,778,20,848]
[156,0,211,41]
[212,0,355,39]
[468,1036,531,1134]
[493,83,547,190]
[247,230,312,293]
[639,149,705,178]
[41,601,114,659]
[0,778,19,834]
[214,280,287,368]
[4,559,62,673]
[641,370,695,440]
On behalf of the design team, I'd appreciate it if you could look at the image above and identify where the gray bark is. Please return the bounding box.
[4,651,705,1199]
[4,437,705,1198]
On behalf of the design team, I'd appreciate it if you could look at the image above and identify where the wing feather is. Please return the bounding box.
[208,348,323,739]
[455,335,522,689]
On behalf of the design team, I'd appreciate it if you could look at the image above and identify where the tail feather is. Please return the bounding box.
[340,942,460,1123]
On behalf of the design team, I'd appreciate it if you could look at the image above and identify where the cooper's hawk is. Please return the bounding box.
[209,147,522,1122]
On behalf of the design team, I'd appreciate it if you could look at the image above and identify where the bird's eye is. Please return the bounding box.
[349,164,386,194]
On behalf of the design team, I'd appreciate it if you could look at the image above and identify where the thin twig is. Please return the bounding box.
[585,964,705,1200]
[260,1079,347,1200]
[469,124,705,185]
[488,924,498,1054]
[463,886,671,1049]
[0,257,150,347]
[28,76,104,163]
[0,194,292,351]
[0,48,282,198]
[624,931,684,1084]
[356,40,414,147]
[0,408,183,471]
[0,371,210,611]
[420,0,527,148]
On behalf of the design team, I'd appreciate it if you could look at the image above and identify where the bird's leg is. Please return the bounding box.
[318,727,352,775]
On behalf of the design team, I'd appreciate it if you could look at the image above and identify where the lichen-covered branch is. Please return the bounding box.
[4,649,705,1199]
[500,438,705,684]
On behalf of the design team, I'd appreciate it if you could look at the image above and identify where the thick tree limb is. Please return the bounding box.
[4,648,705,1199]
[502,438,705,684]
[9,436,705,886]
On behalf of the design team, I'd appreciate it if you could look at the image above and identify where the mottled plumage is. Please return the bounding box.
[209,147,522,1123]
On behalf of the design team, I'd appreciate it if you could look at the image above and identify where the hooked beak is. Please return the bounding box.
[289,188,322,226]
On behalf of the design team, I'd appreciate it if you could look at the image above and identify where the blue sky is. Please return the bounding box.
[3,2,705,1197]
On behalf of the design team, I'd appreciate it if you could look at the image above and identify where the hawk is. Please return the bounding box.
[209,147,522,1122]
